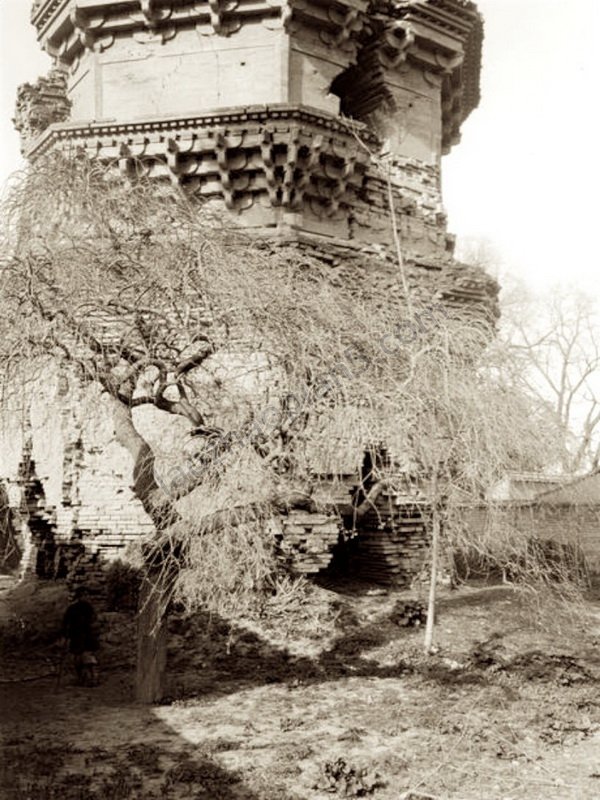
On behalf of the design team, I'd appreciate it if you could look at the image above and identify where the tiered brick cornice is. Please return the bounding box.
[24,104,452,263]
[26,106,373,212]
[32,1,369,59]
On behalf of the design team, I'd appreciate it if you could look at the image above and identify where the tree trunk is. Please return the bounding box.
[424,474,440,653]
[135,573,169,704]
[109,396,238,701]
[109,399,175,703]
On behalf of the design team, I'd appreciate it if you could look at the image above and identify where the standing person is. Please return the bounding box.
[61,586,99,686]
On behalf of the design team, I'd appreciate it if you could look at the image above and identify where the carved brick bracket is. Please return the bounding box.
[378,20,415,70]
[261,125,325,211]
[130,0,176,43]
[209,0,238,34]
[319,5,364,49]
[69,8,115,54]
[166,136,204,182]
[320,155,359,217]
[282,127,323,209]
[118,143,151,179]
[260,129,277,203]
[196,0,243,37]
[214,128,253,211]
[139,0,172,26]
[284,0,368,52]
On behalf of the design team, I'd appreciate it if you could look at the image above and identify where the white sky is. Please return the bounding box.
[1,0,599,293]
[444,0,600,292]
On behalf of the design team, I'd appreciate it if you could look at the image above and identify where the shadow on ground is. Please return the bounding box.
[0,578,272,800]
[0,668,271,800]
[2,574,600,800]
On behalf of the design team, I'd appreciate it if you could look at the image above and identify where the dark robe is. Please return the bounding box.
[62,599,99,654]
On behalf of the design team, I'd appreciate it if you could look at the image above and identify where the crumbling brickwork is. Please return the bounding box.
[13,68,70,153]
[0,374,155,587]
[352,491,430,585]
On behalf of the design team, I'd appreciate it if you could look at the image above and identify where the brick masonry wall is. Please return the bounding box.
[461,503,600,576]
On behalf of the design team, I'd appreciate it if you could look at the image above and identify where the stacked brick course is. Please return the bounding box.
[353,491,430,585]
[276,511,344,574]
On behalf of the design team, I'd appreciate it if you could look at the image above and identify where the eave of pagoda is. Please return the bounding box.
[395,0,483,131]
[31,1,369,63]
[23,102,453,263]
[24,103,376,216]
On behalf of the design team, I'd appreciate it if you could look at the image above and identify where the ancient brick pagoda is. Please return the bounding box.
[5,0,494,587]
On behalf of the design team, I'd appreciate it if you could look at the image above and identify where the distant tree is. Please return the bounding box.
[458,236,600,475]
[454,235,503,279]
[500,283,600,473]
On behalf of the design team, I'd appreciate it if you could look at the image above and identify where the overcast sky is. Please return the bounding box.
[1,0,598,293]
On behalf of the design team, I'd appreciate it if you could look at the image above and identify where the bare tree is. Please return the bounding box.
[0,155,564,696]
[501,283,600,473]
[0,154,426,700]
[378,310,562,651]
[454,235,503,280]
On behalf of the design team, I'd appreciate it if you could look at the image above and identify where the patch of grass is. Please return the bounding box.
[201,737,242,754]
[311,757,386,797]
[123,743,164,773]
[163,754,241,797]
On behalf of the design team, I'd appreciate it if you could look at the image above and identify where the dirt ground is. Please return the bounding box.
[1,580,600,800]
